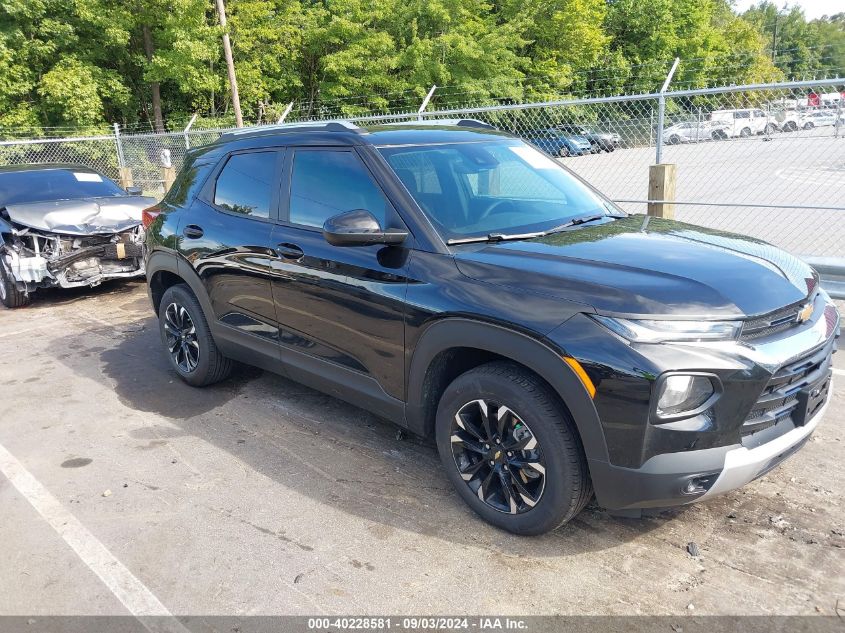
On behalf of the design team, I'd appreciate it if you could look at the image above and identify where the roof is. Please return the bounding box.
[0,163,101,174]
[212,119,511,150]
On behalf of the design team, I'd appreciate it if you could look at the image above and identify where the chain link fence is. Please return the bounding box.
[1,78,843,259]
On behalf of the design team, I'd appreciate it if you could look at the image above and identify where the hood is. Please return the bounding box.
[454,216,817,318]
[4,195,157,235]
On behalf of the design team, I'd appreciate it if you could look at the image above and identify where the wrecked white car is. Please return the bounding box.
[0,164,156,308]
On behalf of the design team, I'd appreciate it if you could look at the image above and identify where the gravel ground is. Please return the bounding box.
[0,281,843,617]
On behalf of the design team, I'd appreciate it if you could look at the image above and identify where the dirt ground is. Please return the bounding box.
[0,280,843,617]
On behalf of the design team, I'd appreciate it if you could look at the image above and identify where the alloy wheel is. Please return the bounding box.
[164,302,200,373]
[449,399,546,514]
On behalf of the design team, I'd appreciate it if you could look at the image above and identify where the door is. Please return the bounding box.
[270,147,411,406]
[179,148,283,353]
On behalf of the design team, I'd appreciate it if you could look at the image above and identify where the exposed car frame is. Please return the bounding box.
[0,164,155,308]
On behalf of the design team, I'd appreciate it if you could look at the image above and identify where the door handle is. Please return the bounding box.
[276,243,304,260]
[183,224,204,239]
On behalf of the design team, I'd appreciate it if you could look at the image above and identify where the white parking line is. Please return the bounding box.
[0,441,182,623]
[833,368,845,377]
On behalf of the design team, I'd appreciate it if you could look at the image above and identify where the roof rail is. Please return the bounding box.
[218,120,364,142]
[381,118,496,130]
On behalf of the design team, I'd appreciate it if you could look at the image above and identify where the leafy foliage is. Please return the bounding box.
[0,0,841,133]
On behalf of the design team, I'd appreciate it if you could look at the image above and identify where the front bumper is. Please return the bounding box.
[588,381,830,510]
[550,292,839,511]
[701,387,829,498]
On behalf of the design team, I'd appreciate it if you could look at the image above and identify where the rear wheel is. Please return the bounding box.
[0,262,30,309]
[803,121,814,130]
[158,284,232,386]
[435,361,592,535]
[668,135,682,145]
[711,129,728,141]
[557,146,570,157]
[740,127,752,137]
[764,123,777,134]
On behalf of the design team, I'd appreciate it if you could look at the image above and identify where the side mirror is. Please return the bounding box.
[125,186,143,196]
[322,209,408,247]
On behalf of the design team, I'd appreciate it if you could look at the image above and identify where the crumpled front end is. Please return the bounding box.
[1,224,145,293]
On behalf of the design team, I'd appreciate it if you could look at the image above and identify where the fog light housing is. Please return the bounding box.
[655,373,720,419]
[681,473,719,495]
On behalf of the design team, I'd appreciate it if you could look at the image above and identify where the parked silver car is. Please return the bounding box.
[663,120,730,144]
[0,164,155,308]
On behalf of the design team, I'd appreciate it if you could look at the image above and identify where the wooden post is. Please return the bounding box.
[648,163,677,219]
[118,167,134,189]
[161,166,176,193]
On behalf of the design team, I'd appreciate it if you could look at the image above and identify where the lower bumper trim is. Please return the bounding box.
[699,380,831,499]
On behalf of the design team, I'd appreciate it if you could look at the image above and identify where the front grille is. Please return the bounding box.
[741,300,807,341]
[742,342,833,436]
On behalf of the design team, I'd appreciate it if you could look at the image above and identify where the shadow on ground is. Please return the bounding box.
[47,314,680,557]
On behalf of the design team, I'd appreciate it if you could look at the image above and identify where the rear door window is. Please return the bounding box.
[213,151,279,219]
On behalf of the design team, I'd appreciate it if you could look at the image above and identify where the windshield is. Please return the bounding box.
[379,139,615,241]
[0,169,125,206]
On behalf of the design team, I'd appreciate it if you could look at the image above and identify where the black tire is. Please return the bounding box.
[435,361,593,535]
[668,135,681,145]
[803,122,814,130]
[557,146,569,157]
[784,121,797,132]
[158,283,232,386]
[0,262,30,308]
[740,127,752,137]
[764,123,777,134]
[711,129,727,141]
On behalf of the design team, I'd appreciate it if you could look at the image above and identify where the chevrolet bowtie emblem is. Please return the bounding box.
[797,303,814,324]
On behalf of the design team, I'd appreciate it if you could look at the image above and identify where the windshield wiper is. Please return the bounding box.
[446,212,625,246]
[447,230,548,245]
[541,213,624,235]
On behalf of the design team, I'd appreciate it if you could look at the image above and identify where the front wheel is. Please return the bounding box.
[435,361,593,535]
[158,284,232,386]
[0,262,30,309]
[803,122,814,130]
[557,146,570,157]
[740,127,752,137]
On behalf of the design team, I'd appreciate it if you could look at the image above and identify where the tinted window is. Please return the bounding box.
[289,150,390,228]
[0,169,125,206]
[214,151,277,218]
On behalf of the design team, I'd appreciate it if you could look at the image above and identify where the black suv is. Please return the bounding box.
[144,120,839,535]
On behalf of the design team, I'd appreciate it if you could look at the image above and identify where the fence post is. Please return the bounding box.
[113,123,134,189]
[655,58,680,164]
[418,85,437,121]
[648,164,677,219]
[184,113,198,149]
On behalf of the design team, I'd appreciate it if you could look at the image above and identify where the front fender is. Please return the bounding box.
[405,317,609,464]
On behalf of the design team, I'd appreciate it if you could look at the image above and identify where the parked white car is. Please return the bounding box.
[663,120,730,144]
[709,108,778,137]
[799,109,845,129]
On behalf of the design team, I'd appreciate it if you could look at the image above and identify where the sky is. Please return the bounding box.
[733,0,843,19]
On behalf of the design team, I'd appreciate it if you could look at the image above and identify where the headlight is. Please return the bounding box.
[656,374,716,417]
[591,316,741,343]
